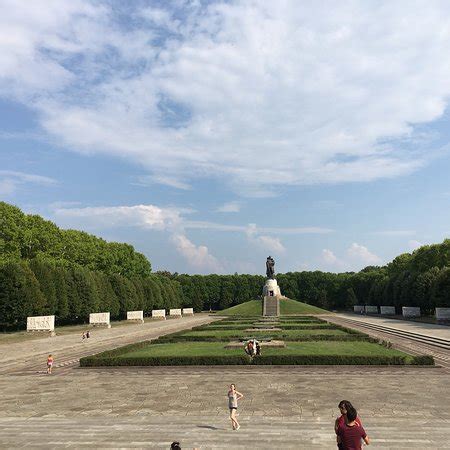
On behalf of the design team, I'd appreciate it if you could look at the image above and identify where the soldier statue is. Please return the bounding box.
[266,256,275,279]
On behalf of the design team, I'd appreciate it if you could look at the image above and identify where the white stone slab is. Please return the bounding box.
[380,306,396,315]
[365,305,378,314]
[182,308,194,315]
[353,305,364,313]
[89,312,111,327]
[402,306,420,317]
[27,315,55,332]
[152,309,166,320]
[127,310,144,321]
[169,308,182,318]
[436,308,450,320]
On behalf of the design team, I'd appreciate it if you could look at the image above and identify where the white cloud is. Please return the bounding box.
[53,204,185,230]
[135,175,191,191]
[346,243,382,265]
[246,223,286,254]
[408,240,423,251]
[216,201,242,213]
[0,170,57,196]
[2,2,450,194]
[321,249,339,265]
[170,233,223,273]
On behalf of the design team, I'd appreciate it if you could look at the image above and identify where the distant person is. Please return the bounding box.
[337,406,369,450]
[86,330,90,339]
[82,332,86,340]
[255,341,261,356]
[228,384,243,430]
[170,442,181,450]
[46,354,54,374]
[245,340,254,356]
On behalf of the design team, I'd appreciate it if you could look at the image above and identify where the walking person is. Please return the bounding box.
[86,330,90,339]
[82,332,86,340]
[335,400,363,449]
[228,384,243,430]
[336,406,370,450]
[46,354,54,374]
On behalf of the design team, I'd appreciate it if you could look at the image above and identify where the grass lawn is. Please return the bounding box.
[118,340,412,360]
[178,328,349,338]
[220,298,328,316]
[203,322,332,330]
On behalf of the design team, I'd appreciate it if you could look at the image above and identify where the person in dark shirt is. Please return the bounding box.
[335,400,363,449]
[337,406,370,450]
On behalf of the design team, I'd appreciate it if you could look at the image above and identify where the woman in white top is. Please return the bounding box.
[228,384,244,430]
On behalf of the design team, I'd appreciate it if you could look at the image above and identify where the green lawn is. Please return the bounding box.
[118,340,411,359]
[80,313,433,367]
[178,328,348,338]
[220,298,328,316]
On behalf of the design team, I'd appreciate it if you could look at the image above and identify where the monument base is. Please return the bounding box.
[262,278,282,316]
[263,278,282,298]
[263,296,280,316]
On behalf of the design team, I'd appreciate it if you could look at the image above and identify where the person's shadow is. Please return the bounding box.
[197,425,220,430]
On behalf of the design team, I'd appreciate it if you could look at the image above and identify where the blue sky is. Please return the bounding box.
[1,0,450,274]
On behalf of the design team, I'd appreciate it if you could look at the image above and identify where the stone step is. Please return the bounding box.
[1,416,448,449]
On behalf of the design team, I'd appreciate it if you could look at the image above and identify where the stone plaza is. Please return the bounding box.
[0,314,449,448]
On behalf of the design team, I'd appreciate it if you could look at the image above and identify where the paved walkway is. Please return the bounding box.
[1,313,449,448]
[0,314,216,375]
[333,313,450,340]
[0,366,448,448]
[325,314,450,371]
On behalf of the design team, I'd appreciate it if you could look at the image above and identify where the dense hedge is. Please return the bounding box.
[154,334,378,343]
[80,353,434,367]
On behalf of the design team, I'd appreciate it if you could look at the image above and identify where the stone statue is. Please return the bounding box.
[266,256,275,279]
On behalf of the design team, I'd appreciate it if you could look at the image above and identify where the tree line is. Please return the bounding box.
[1,201,449,329]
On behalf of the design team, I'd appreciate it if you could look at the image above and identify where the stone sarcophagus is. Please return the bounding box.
[89,312,111,328]
[152,309,166,320]
[402,307,420,318]
[127,310,144,323]
[27,315,55,333]
[380,306,396,315]
[169,308,182,318]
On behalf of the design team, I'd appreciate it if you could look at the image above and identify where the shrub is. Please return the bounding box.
[80,353,434,367]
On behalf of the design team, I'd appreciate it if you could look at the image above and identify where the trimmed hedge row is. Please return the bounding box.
[80,353,434,367]
[153,334,378,343]
[202,324,335,330]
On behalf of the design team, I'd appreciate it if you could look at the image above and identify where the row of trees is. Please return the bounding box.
[0,258,182,330]
[1,202,151,277]
[1,202,449,329]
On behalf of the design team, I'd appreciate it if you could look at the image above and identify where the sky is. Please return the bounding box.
[1,0,450,275]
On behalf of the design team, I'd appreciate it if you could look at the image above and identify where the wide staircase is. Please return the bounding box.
[263,296,279,316]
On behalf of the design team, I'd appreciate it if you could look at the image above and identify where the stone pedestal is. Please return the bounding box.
[263,279,282,298]
[262,279,282,317]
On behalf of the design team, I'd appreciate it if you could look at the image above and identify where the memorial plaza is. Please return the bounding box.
[0,313,449,449]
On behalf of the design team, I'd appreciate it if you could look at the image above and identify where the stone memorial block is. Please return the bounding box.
[365,305,378,314]
[27,315,55,333]
[182,308,194,315]
[169,308,182,318]
[89,312,111,328]
[127,310,144,323]
[262,278,282,298]
[380,306,396,315]
[152,309,166,320]
[436,308,450,321]
[353,305,364,313]
[402,306,420,318]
